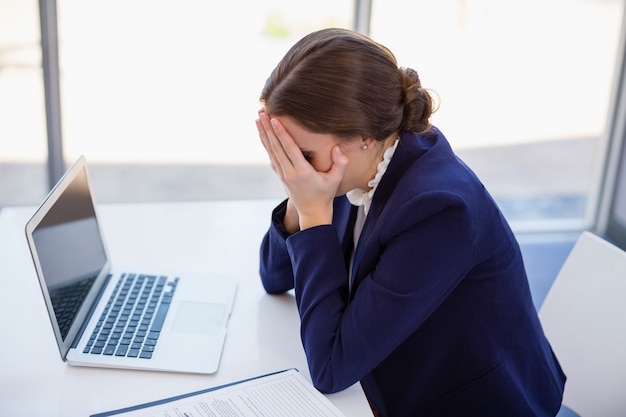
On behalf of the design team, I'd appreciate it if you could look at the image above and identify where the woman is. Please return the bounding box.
[256,28,565,417]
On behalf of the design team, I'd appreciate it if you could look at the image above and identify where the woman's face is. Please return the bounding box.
[276,116,377,195]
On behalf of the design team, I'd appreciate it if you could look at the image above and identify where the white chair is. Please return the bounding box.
[539,231,626,417]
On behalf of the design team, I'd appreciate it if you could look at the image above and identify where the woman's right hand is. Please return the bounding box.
[256,111,348,232]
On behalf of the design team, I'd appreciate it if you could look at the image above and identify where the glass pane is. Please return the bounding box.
[370,0,625,229]
[56,0,353,202]
[0,0,48,206]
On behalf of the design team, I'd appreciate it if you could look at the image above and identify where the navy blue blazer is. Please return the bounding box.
[260,128,565,417]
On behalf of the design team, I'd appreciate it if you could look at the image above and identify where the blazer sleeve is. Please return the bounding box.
[286,190,476,394]
[259,199,296,294]
[259,197,354,294]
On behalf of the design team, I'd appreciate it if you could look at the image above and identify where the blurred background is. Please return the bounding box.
[1,0,624,232]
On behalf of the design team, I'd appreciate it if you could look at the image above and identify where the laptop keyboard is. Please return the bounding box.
[50,276,97,340]
[83,273,179,359]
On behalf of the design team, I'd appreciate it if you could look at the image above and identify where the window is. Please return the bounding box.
[55,0,353,202]
[2,0,625,236]
[0,0,48,205]
[370,0,625,230]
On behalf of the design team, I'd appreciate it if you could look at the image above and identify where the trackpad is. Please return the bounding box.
[172,302,226,336]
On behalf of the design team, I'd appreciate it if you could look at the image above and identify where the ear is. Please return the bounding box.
[360,136,376,150]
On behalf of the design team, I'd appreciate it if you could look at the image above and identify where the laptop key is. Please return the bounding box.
[115,346,128,356]
[150,299,171,332]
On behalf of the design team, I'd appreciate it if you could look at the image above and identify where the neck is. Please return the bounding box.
[364,133,399,190]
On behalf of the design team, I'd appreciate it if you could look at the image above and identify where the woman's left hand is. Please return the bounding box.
[256,111,348,230]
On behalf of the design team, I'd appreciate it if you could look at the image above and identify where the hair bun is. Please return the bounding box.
[399,67,436,133]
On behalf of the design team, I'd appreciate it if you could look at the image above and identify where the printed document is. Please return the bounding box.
[91,369,346,417]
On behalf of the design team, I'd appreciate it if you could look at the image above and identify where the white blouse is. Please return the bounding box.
[345,139,399,282]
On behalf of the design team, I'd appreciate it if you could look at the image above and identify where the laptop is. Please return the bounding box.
[25,156,238,374]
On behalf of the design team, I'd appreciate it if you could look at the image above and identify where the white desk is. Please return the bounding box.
[0,200,372,417]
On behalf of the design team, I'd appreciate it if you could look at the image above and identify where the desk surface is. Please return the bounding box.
[0,200,372,417]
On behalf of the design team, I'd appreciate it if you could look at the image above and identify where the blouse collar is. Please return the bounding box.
[346,138,399,215]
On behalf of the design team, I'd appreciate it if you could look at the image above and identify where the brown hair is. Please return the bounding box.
[260,28,435,142]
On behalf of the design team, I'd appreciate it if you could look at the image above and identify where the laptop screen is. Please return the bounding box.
[31,163,107,341]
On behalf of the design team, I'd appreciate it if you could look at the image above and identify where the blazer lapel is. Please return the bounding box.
[350,133,427,291]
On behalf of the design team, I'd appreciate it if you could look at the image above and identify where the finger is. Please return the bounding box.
[257,113,284,164]
[266,117,294,167]
[326,145,349,182]
[255,117,280,173]
[258,113,293,178]
[256,116,274,156]
[269,118,311,171]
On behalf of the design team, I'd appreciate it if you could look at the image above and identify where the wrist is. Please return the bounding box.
[298,208,333,230]
[283,199,300,235]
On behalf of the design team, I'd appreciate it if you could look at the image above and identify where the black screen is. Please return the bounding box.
[31,166,107,340]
